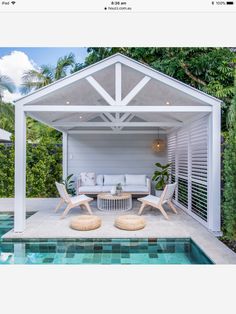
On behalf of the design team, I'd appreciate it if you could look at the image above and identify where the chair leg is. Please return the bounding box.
[54,198,64,213]
[158,205,169,220]
[83,202,93,215]
[61,204,72,219]
[168,201,178,214]
[138,202,146,215]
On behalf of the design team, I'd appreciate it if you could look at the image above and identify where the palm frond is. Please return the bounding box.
[0,74,15,98]
[55,53,75,80]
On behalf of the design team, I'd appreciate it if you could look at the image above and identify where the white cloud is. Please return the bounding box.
[3,90,22,103]
[0,50,38,102]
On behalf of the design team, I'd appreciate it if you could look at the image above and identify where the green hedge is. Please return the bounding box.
[0,141,62,198]
[222,79,236,240]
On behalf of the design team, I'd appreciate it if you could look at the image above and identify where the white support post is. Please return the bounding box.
[62,132,68,180]
[208,106,221,234]
[14,105,26,232]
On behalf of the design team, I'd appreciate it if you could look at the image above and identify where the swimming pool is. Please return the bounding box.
[0,213,213,264]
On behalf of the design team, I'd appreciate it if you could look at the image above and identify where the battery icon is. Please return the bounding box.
[226,1,234,4]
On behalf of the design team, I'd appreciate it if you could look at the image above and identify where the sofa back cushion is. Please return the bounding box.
[79,172,96,186]
[104,175,125,186]
[96,174,104,186]
[125,174,146,186]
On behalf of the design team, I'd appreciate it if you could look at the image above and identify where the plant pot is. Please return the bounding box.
[155,189,163,197]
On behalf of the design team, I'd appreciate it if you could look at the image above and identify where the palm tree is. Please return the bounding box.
[21,53,76,94]
[54,53,75,80]
[20,65,54,94]
[0,73,15,101]
[0,73,15,132]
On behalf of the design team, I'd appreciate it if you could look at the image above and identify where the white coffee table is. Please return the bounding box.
[97,193,132,211]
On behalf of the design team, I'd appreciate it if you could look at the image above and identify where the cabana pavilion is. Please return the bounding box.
[14,53,221,234]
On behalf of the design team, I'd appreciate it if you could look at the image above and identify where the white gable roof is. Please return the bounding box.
[15,53,222,107]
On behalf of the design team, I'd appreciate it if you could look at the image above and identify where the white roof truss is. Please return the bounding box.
[16,53,221,134]
[16,53,221,107]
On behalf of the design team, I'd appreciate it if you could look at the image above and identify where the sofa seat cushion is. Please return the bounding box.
[102,185,121,192]
[104,175,125,186]
[125,174,146,186]
[123,185,149,193]
[79,186,102,193]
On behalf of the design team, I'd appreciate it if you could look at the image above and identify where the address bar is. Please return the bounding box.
[0,0,235,13]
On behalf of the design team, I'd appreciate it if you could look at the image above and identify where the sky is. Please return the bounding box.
[0,47,88,102]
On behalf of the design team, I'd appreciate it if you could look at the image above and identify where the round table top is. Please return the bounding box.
[98,192,132,200]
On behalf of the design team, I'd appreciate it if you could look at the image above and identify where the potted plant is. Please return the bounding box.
[116,183,123,195]
[152,162,172,196]
[62,174,76,196]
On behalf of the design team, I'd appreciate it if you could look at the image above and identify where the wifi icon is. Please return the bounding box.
[11,1,16,4]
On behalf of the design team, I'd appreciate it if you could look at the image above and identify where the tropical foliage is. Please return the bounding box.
[0,73,15,101]
[0,73,16,133]
[152,162,172,190]
[21,53,76,94]
[222,74,236,240]
[62,174,76,196]
[0,102,15,133]
[0,140,62,198]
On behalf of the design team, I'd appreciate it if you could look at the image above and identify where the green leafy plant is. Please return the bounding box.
[62,174,76,196]
[152,162,172,190]
[116,183,123,192]
[0,141,62,198]
[222,73,236,240]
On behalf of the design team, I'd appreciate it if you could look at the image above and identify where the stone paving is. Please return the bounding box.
[1,198,236,264]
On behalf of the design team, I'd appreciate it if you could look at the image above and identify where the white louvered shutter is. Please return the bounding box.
[167,116,209,224]
[190,117,208,222]
[176,128,189,208]
[167,133,177,200]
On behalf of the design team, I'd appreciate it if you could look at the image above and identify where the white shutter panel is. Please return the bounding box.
[167,116,209,224]
[167,133,176,184]
[190,117,208,221]
[176,128,189,208]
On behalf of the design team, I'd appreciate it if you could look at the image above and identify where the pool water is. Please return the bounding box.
[0,213,213,265]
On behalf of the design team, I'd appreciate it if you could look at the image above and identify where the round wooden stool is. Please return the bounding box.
[115,215,146,231]
[70,215,101,231]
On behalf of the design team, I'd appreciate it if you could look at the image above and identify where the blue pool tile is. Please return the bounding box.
[0,213,213,265]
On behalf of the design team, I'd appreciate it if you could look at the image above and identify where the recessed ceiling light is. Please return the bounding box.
[166,101,170,105]
[66,101,70,105]
[79,116,82,119]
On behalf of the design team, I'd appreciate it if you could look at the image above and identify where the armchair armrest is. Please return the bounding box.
[146,177,151,194]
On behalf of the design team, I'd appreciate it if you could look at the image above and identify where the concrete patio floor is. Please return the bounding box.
[1,198,236,264]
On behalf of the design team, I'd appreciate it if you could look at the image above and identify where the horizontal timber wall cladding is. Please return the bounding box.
[67,134,167,177]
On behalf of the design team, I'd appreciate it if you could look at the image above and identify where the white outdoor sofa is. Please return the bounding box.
[77,174,151,196]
